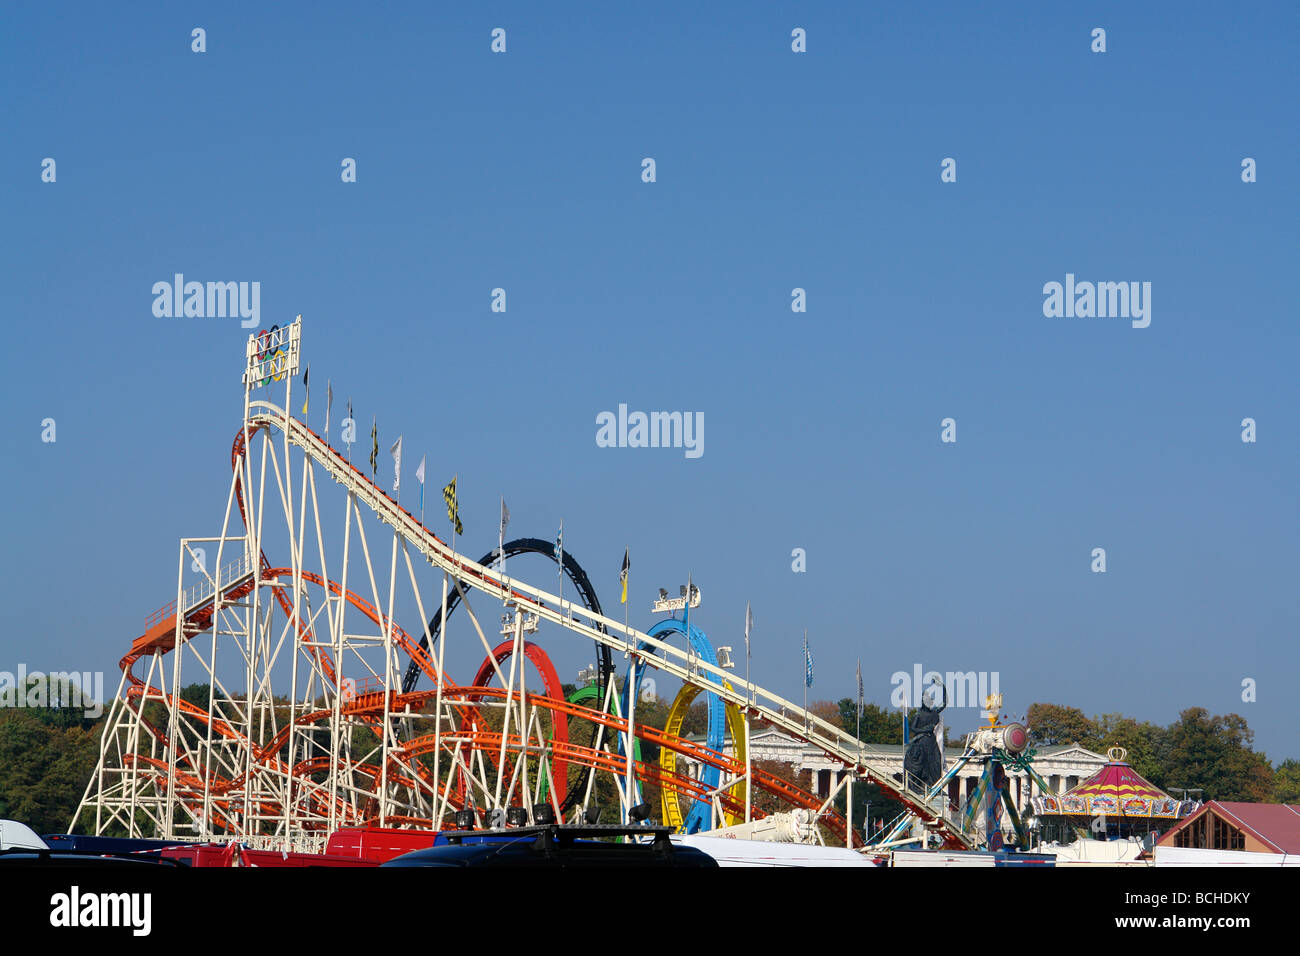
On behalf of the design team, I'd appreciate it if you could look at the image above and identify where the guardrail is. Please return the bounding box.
[144,553,255,628]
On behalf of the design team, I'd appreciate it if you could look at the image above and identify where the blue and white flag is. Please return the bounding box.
[803,631,814,688]
[415,455,426,513]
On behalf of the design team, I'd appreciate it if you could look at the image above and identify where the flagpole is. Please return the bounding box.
[625,641,636,823]
[555,520,564,618]
[847,769,854,849]
[744,601,752,824]
[442,474,458,816]
[856,657,863,763]
[803,628,808,734]
[432,553,448,823]
[620,547,632,824]
[850,657,862,849]
[624,560,642,824]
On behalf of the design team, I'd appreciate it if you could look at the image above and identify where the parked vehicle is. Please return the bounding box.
[382,824,718,868]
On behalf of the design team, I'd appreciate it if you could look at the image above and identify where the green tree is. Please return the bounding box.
[1273,759,1300,803]
[1089,713,1170,787]
[835,698,907,744]
[1162,707,1273,802]
[0,710,102,834]
[1026,703,1095,747]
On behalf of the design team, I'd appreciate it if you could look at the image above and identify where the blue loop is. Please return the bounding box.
[620,617,726,833]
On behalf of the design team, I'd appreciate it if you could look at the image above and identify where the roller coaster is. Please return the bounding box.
[76,318,977,853]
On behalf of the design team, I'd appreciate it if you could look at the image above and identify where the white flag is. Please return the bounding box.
[390,435,403,492]
[325,380,333,443]
[499,497,510,572]
[744,601,752,657]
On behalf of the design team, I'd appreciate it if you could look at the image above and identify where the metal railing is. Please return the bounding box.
[144,552,255,628]
[340,674,389,701]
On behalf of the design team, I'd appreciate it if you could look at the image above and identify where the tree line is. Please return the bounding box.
[2,685,1294,839]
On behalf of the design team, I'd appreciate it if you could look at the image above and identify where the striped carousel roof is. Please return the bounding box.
[1032,747,1196,820]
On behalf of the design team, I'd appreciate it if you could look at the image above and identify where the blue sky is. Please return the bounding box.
[2,2,1297,765]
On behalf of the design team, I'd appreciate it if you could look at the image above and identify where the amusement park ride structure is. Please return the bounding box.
[76,318,1054,855]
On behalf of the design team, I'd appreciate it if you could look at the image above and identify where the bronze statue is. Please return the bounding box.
[903,682,947,791]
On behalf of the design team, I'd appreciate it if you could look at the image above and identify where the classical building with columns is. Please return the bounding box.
[678,725,1108,820]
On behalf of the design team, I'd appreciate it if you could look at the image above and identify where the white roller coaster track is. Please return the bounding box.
[248,400,972,847]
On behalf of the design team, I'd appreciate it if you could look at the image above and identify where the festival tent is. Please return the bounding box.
[1031,747,1199,834]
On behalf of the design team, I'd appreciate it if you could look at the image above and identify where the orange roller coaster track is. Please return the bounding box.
[77,320,969,850]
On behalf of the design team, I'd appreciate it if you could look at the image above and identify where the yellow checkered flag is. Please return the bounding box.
[442,475,463,536]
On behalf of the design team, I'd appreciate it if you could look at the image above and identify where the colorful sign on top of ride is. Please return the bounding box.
[243,316,301,388]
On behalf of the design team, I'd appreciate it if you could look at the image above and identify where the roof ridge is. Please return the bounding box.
[1208,802,1287,853]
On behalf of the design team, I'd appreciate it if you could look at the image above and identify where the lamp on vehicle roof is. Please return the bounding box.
[629,803,651,823]
[583,806,600,825]
[506,807,528,827]
[533,803,557,825]
[454,809,475,829]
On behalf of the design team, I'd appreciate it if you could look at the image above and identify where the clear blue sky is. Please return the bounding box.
[2,2,1297,764]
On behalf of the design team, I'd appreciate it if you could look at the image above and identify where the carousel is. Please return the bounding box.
[1031,746,1200,843]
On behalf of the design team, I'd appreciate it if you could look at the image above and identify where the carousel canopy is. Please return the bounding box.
[1032,747,1197,820]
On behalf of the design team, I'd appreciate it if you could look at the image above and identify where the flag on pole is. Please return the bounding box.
[554,521,563,571]
[744,601,753,658]
[300,364,310,415]
[369,419,378,478]
[325,380,333,444]
[803,632,814,688]
[442,476,462,535]
[344,398,353,458]
[390,435,402,493]
[499,497,510,574]
[856,658,864,717]
[619,549,629,604]
[683,573,692,632]
[415,455,426,514]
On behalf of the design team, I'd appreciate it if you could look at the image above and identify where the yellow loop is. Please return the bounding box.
[660,681,747,831]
